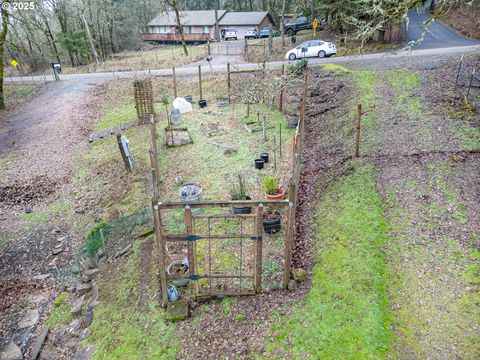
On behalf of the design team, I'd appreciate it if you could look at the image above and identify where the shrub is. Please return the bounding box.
[229,174,247,200]
[286,58,308,76]
[83,220,110,256]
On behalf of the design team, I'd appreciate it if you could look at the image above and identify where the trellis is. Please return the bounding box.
[134,79,155,123]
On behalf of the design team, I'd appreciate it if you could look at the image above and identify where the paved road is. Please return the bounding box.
[406,3,480,49]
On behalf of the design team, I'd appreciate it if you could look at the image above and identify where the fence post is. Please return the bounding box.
[283,183,296,289]
[455,54,464,85]
[153,205,168,307]
[227,62,231,103]
[279,64,285,112]
[198,65,203,100]
[254,204,264,293]
[355,104,362,157]
[466,68,475,100]
[184,205,196,297]
[172,66,177,98]
[207,39,211,55]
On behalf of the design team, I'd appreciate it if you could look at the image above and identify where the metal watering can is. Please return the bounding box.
[167,285,179,302]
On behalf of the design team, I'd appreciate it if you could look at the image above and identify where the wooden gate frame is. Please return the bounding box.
[153,200,292,306]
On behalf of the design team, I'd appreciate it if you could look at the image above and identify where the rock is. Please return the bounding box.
[83,310,94,327]
[291,268,308,283]
[28,294,48,305]
[74,208,85,214]
[76,284,92,296]
[29,326,48,360]
[68,319,81,336]
[82,269,99,282]
[288,279,298,291]
[71,296,85,317]
[80,328,91,341]
[76,346,96,360]
[52,247,63,256]
[54,292,69,307]
[25,208,32,214]
[166,300,189,322]
[33,274,51,281]
[0,341,22,360]
[52,326,68,346]
[17,309,39,329]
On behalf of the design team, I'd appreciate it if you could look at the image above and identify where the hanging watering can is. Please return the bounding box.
[167,285,179,302]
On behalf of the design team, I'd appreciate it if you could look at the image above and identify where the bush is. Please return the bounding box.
[286,58,308,76]
[83,220,110,256]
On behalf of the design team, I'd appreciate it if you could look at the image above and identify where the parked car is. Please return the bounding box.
[224,28,238,41]
[285,40,336,60]
[258,27,278,38]
[244,28,258,39]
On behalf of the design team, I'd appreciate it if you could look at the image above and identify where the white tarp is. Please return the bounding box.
[172,97,193,114]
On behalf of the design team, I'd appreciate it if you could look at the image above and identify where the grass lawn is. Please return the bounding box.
[62,45,206,74]
[3,84,38,106]
[265,162,393,359]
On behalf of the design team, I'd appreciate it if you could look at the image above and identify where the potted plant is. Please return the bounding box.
[166,258,189,287]
[230,174,251,214]
[179,182,203,214]
[262,176,285,200]
[263,208,281,234]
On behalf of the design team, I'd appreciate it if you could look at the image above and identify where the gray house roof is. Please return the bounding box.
[218,11,272,26]
[148,10,227,27]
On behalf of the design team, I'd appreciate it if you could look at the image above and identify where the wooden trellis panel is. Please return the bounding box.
[134,79,154,123]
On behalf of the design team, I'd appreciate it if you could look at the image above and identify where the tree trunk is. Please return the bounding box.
[171,0,188,56]
[0,1,9,110]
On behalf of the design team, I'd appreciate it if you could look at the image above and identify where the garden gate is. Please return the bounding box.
[154,200,292,305]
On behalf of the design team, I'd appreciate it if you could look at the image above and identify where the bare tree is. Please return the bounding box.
[164,0,188,56]
[1,0,10,110]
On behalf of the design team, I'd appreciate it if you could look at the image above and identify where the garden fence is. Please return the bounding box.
[455,54,480,110]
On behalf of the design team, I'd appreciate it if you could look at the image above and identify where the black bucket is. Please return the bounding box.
[198,99,207,108]
[263,212,282,234]
[255,159,265,169]
[260,153,269,163]
[184,95,193,103]
[232,195,252,214]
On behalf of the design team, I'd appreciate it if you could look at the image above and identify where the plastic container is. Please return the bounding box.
[198,99,207,108]
[179,182,204,214]
[170,108,181,125]
[184,95,193,103]
[255,159,265,169]
[260,153,269,163]
[167,260,189,287]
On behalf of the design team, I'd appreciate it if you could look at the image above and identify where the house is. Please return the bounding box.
[218,11,274,39]
[141,10,274,43]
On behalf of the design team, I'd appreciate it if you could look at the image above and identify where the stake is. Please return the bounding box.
[456,54,464,85]
[273,134,277,171]
[100,228,108,259]
[172,66,177,98]
[247,102,250,117]
[262,114,267,141]
[279,122,282,159]
[198,64,203,100]
[153,205,168,307]
[355,104,362,157]
[279,64,285,112]
[283,183,295,289]
[227,62,231,103]
[254,204,264,293]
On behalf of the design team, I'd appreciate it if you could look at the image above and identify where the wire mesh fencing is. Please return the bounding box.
[455,54,480,110]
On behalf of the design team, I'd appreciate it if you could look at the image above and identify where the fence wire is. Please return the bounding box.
[455,54,480,110]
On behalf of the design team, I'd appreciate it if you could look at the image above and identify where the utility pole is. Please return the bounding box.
[81,14,101,65]
[214,0,220,41]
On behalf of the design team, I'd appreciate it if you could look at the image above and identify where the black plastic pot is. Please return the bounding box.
[255,159,265,169]
[184,95,193,103]
[263,211,281,234]
[198,99,207,108]
[232,195,252,214]
[260,153,269,163]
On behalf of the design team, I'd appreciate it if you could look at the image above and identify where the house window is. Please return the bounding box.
[188,26,194,34]
[202,26,209,34]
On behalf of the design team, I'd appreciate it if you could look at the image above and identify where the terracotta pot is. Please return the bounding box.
[265,188,285,200]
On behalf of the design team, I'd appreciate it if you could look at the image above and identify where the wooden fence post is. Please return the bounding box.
[198,65,203,100]
[254,204,264,293]
[227,62,231,103]
[172,66,177,98]
[466,68,476,100]
[279,64,285,112]
[283,182,296,289]
[355,104,362,157]
[153,205,168,307]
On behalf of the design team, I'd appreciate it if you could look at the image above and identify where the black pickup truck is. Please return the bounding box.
[283,16,311,36]
[283,16,326,36]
